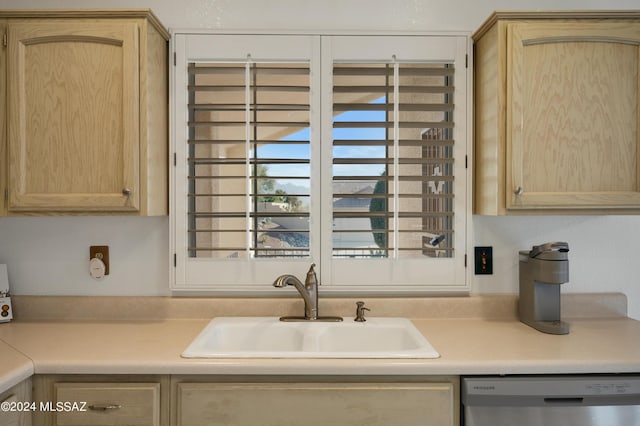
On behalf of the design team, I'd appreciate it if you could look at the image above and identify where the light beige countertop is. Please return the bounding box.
[0,294,638,393]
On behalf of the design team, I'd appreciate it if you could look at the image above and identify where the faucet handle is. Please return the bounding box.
[305,263,318,286]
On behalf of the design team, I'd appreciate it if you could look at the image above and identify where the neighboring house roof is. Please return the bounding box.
[332,197,372,209]
[332,182,375,210]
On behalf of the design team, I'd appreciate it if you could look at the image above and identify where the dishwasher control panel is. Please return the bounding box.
[462,376,640,426]
[464,376,640,398]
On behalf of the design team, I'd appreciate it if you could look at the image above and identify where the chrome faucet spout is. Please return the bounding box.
[272,274,300,288]
[272,264,319,320]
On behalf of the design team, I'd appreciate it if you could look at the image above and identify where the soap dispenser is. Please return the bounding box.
[518,242,570,334]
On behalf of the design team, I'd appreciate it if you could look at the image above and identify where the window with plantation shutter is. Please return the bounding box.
[171,33,469,293]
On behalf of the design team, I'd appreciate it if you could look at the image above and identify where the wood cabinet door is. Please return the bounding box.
[0,394,23,426]
[7,21,140,212]
[0,379,31,426]
[176,382,456,426]
[0,22,6,216]
[506,22,640,210]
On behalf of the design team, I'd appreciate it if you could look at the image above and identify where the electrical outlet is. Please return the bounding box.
[474,246,493,275]
[89,245,110,275]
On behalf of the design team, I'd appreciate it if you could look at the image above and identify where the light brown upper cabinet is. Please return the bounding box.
[1,10,169,215]
[474,11,640,214]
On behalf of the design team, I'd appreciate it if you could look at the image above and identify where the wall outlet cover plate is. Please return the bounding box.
[89,245,110,275]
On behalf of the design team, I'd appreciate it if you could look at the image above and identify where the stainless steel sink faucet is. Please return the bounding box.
[273,263,342,322]
[273,263,319,320]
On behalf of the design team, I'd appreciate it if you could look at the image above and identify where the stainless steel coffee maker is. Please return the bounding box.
[518,242,570,334]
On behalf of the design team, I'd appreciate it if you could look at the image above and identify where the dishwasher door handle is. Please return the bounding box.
[544,397,584,404]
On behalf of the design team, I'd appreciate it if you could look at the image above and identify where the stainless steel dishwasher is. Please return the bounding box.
[462,376,640,426]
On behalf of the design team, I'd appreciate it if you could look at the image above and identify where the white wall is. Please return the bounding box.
[1,0,639,319]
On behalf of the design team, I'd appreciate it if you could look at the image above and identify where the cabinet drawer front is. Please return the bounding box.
[54,382,159,426]
[177,382,455,426]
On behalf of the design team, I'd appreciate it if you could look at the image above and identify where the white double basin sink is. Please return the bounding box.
[182,317,440,359]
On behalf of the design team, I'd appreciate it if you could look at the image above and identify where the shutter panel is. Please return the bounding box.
[187,63,311,259]
[331,63,455,259]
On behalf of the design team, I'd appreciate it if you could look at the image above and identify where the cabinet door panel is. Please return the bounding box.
[0,22,5,216]
[176,382,455,426]
[507,22,640,210]
[0,393,22,426]
[0,378,31,426]
[7,22,140,212]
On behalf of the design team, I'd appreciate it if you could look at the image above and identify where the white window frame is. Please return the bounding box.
[170,30,472,295]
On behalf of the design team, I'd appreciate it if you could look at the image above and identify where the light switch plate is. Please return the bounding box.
[474,246,493,275]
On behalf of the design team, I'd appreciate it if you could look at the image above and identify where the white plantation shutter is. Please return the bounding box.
[186,63,312,259]
[320,36,469,291]
[330,63,454,258]
[171,33,469,293]
[172,35,321,290]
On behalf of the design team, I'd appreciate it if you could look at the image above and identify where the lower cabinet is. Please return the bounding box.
[0,378,32,426]
[32,375,459,426]
[32,375,170,426]
[172,376,459,426]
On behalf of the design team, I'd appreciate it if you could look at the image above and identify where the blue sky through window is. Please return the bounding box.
[256,96,387,185]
